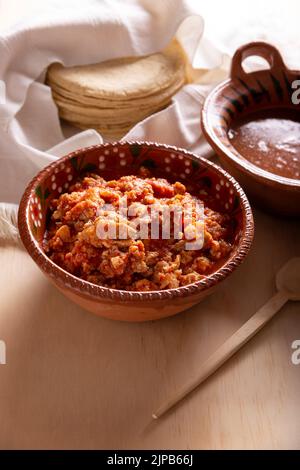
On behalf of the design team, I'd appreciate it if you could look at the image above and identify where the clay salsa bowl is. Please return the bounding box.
[201,41,300,217]
[18,141,254,322]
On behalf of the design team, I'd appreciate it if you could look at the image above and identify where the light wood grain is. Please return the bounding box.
[0,207,299,449]
[153,288,293,418]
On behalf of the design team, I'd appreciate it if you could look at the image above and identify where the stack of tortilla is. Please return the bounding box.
[46,39,188,140]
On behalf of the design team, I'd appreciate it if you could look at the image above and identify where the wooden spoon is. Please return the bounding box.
[152,258,300,419]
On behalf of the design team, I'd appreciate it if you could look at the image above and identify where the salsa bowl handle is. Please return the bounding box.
[230,41,287,79]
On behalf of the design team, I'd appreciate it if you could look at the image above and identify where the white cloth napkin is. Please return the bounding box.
[0,0,229,204]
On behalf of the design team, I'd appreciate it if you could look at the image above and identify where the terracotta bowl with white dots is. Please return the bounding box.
[18,141,254,322]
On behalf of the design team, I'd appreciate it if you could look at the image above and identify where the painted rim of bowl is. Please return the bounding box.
[202,78,300,189]
[18,141,254,302]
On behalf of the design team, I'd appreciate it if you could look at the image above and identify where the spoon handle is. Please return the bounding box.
[153,290,288,419]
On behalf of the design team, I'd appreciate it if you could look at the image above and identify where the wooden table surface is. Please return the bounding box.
[0,204,299,450]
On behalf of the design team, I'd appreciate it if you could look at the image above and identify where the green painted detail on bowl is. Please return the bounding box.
[238,78,263,104]
[71,156,97,174]
[230,86,250,107]
[256,79,271,102]
[231,98,243,113]
[233,195,240,210]
[199,176,212,188]
[70,156,79,171]
[31,222,37,236]
[224,95,244,113]
[130,144,142,158]
[221,115,229,127]
[224,107,235,119]
[141,158,156,169]
[192,160,200,170]
[81,163,98,173]
[35,185,50,204]
[270,73,284,101]
[282,71,292,97]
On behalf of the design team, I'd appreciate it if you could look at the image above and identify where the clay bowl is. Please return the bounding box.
[201,41,300,217]
[18,141,253,322]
